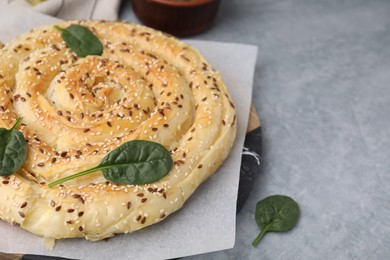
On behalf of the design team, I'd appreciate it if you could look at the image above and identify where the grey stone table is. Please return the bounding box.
[121,1,390,259]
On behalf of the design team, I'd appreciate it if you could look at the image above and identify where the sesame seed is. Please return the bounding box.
[180,55,190,62]
[12,221,20,227]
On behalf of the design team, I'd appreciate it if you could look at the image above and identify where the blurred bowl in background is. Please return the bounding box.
[130,0,221,36]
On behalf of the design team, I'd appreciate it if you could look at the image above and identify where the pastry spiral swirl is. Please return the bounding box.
[0,21,236,240]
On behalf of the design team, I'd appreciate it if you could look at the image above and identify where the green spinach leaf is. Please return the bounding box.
[48,140,173,187]
[252,195,300,247]
[0,117,27,176]
[54,24,103,58]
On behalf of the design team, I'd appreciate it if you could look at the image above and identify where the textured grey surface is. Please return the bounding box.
[121,0,390,259]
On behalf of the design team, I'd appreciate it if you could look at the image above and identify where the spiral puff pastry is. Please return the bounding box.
[0,21,237,241]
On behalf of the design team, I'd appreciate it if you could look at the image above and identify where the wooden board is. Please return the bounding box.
[237,104,262,212]
[247,104,261,132]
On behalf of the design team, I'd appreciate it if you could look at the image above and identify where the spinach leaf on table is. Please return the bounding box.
[252,195,300,247]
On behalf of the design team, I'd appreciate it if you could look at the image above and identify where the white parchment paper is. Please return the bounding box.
[0,3,257,259]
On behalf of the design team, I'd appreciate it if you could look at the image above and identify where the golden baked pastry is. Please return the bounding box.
[0,20,236,241]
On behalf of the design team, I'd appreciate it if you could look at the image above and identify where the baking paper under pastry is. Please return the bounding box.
[0,4,257,260]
